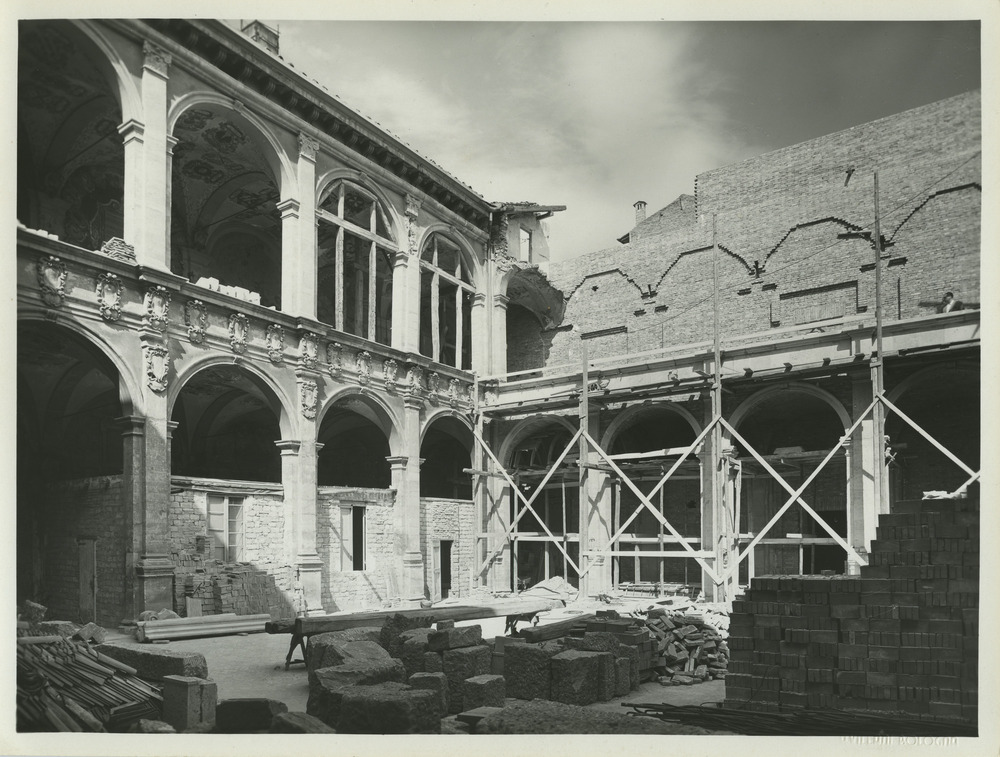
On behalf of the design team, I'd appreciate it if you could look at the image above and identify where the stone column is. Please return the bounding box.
[399,396,427,601]
[390,250,411,352]
[492,294,509,376]
[583,460,613,595]
[116,414,146,620]
[276,437,324,614]
[470,292,489,375]
[850,376,880,555]
[127,41,172,269]
[279,133,319,319]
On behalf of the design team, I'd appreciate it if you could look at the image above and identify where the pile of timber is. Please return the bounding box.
[642,608,730,685]
[137,612,270,642]
[17,636,162,732]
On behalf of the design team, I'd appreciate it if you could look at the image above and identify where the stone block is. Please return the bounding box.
[95,641,208,680]
[442,645,492,713]
[462,674,506,709]
[161,675,217,732]
[437,620,456,630]
[307,659,407,728]
[616,643,640,688]
[565,632,620,655]
[550,650,601,705]
[594,651,616,701]
[37,621,80,638]
[399,628,433,676]
[504,642,561,700]
[427,625,482,652]
[20,601,47,624]
[269,711,337,733]
[215,698,287,733]
[74,622,108,644]
[424,650,444,673]
[380,613,434,658]
[306,636,390,674]
[614,657,632,697]
[408,671,449,716]
[337,682,441,734]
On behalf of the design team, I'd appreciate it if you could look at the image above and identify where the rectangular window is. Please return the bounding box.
[340,505,367,571]
[208,494,245,563]
[519,227,532,262]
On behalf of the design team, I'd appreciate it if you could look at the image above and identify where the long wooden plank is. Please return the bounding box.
[287,599,564,637]
[137,614,269,642]
[517,613,596,643]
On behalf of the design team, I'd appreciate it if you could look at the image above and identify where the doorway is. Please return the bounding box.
[440,540,453,599]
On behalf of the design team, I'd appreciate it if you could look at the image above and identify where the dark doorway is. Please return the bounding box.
[440,540,453,599]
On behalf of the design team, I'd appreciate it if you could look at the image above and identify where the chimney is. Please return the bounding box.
[634,200,647,226]
[241,20,280,55]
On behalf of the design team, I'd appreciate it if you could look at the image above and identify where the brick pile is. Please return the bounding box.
[724,498,978,723]
[642,608,730,685]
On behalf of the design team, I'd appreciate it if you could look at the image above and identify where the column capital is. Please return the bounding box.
[298,133,320,161]
[117,119,145,145]
[385,455,409,471]
[472,292,488,308]
[403,396,424,412]
[275,439,302,456]
[277,198,301,219]
[115,415,146,435]
[392,249,409,268]
[142,41,172,78]
[165,420,180,437]
[493,293,510,310]
[405,193,422,218]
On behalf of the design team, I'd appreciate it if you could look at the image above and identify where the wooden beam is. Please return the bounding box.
[517,613,597,643]
[277,598,565,637]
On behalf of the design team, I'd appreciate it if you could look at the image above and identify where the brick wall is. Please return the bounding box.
[316,486,397,612]
[420,497,478,599]
[532,92,980,369]
[41,475,126,628]
[168,480,294,618]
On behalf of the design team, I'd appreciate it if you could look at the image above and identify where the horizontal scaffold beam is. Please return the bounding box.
[268,598,565,637]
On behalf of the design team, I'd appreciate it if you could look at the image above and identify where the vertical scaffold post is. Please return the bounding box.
[711,213,728,601]
[872,172,889,522]
[579,342,590,596]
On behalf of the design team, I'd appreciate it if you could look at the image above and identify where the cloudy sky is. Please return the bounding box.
[266,18,980,262]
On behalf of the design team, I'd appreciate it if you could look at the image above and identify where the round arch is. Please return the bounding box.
[72,20,142,124]
[315,168,404,246]
[417,224,483,289]
[601,401,702,451]
[498,414,578,469]
[886,363,979,406]
[167,92,295,194]
[421,408,474,446]
[728,382,851,434]
[316,387,403,457]
[168,355,295,440]
[16,311,140,417]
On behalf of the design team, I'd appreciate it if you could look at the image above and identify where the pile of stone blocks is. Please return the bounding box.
[725,498,979,723]
[504,630,640,706]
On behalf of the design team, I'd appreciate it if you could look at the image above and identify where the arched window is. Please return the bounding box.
[317,181,395,344]
[419,234,474,369]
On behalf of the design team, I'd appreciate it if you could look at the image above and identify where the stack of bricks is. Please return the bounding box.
[724,498,978,723]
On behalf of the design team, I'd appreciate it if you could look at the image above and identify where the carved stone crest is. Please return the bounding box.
[95,273,123,321]
[266,324,284,364]
[229,313,249,354]
[405,363,424,395]
[327,342,343,377]
[483,380,500,406]
[100,237,136,263]
[144,343,170,392]
[427,371,441,396]
[184,299,208,344]
[356,351,372,385]
[38,256,67,308]
[299,331,319,369]
[143,286,171,331]
[299,378,318,420]
[383,358,399,392]
[448,378,461,407]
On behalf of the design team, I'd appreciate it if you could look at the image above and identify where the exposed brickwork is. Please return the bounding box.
[532,92,980,367]
[40,476,125,628]
[317,487,397,612]
[419,497,477,599]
